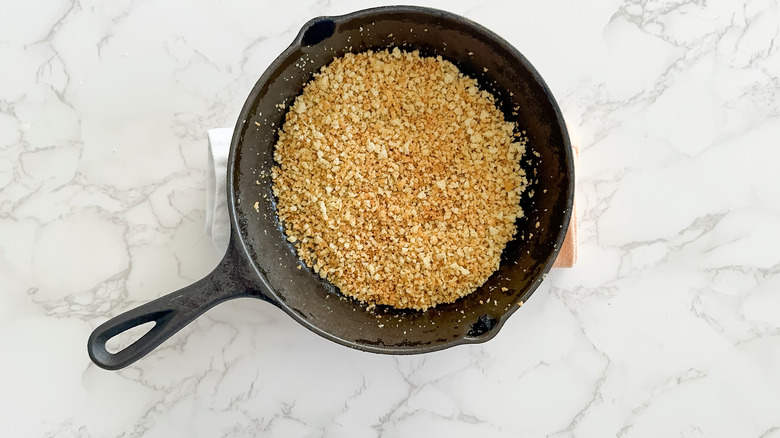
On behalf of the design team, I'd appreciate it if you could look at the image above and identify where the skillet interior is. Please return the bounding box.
[229,6,573,353]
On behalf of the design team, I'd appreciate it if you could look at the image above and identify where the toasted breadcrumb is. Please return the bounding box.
[271,48,528,310]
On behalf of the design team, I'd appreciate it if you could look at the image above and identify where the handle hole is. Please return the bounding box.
[105,321,156,354]
[302,19,335,46]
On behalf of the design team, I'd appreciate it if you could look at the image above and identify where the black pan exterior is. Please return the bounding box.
[230,6,573,353]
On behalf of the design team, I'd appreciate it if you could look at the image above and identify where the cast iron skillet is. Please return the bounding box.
[87,6,574,370]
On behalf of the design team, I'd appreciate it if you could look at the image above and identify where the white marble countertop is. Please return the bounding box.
[2,0,780,436]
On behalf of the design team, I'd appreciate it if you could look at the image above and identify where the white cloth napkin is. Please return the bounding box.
[205,128,232,256]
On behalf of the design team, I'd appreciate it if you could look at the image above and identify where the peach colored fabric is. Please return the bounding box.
[553,140,579,268]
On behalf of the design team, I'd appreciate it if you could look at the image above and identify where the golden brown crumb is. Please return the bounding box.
[271,48,528,310]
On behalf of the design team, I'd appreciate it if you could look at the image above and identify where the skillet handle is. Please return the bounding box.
[87,243,266,370]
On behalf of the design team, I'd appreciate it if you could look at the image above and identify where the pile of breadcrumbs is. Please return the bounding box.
[271,48,528,310]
